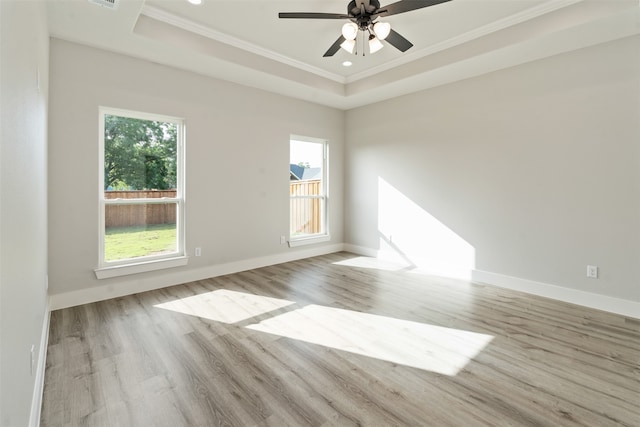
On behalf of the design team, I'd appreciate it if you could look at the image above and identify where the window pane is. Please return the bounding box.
[290,140,323,190]
[105,203,177,262]
[290,138,326,238]
[290,198,323,237]
[100,109,185,269]
[104,115,177,193]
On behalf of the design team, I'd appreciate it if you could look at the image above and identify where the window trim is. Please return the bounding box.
[289,135,329,245]
[95,107,187,278]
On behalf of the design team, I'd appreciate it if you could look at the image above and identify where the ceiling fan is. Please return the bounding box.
[278,0,452,57]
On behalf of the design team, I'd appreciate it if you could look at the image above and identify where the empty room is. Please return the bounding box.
[1,0,639,426]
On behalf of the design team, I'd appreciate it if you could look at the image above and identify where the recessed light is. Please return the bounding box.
[342,61,353,67]
[188,0,202,5]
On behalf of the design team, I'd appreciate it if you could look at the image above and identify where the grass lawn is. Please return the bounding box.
[105,223,176,261]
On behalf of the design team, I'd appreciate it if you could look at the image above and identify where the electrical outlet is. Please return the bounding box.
[280,235,286,244]
[587,265,598,279]
[195,247,202,257]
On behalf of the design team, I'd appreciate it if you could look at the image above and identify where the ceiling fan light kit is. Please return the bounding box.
[278,0,452,58]
[342,22,359,40]
[369,35,384,54]
[340,39,357,54]
[373,21,391,40]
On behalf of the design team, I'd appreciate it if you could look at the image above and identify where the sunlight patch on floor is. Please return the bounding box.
[332,256,411,271]
[247,304,493,375]
[154,289,295,324]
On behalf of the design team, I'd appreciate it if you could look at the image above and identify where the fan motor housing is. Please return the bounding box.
[347,0,380,18]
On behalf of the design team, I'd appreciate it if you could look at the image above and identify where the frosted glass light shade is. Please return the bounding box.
[340,39,356,54]
[369,37,384,54]
[341,22,358,40]
[373,22,391,40]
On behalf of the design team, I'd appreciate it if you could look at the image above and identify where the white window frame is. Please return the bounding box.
[289,135,330,247]
[95,107,187,279]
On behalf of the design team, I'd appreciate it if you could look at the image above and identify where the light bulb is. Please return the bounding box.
[373,22,391,40]
[341,22,358,41]
[369,36,383,54]
[340,39,356,54]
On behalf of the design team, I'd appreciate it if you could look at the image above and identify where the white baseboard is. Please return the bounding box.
[343,243,378,258]
[472,269,640,319]
[29,301,50,427]
[50,243,640,319]
[50,244,345,310]
[345,244,640,319]
[343,244,474,279]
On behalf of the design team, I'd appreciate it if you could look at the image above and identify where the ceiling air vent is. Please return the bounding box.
[88,0,119,10]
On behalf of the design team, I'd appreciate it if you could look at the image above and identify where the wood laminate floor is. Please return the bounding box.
[41,252,640,426]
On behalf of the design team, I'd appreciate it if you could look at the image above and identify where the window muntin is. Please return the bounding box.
[289,137,328,241]
[98,108,185,267]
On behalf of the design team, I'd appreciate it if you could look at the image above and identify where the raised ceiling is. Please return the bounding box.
[47,0,640,109]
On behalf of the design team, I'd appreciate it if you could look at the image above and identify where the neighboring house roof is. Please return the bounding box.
[289,164,304,180]
[290,164,321,181]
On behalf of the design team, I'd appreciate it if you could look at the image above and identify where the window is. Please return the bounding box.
[96,108,186,278]
[289,136,328,245]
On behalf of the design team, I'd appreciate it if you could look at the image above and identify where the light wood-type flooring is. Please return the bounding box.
[41,252,640,426]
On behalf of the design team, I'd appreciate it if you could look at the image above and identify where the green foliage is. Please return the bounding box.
[104,115,177,190]
[109,180,130,191]
[297,162,310,168]
[104,223,176,261]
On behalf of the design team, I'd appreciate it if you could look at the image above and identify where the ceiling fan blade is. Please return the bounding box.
[323,35,347,57]
[384,29,413,52]
[376,0,451,17]
[279,12,350,19]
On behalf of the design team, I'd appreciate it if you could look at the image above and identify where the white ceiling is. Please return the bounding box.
[47,0,640,109]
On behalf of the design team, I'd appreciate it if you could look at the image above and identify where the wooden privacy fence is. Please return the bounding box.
[290,180,322,235]
[105,183,322,232]
[105,190,176,228]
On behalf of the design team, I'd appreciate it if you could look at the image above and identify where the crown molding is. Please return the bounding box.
[346,0,583,83]
[140,1,583,86]
[140,5,347,84]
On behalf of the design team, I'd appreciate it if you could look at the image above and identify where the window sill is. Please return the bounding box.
[94,256,188,279]
[288,234,331,247]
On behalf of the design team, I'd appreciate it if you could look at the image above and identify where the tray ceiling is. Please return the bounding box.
[47,0,640,109]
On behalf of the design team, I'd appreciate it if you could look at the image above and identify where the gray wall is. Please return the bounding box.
[345,35,640,302]
[3,11,639,423]
[0,1,50,425]
[48,39,344,298]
